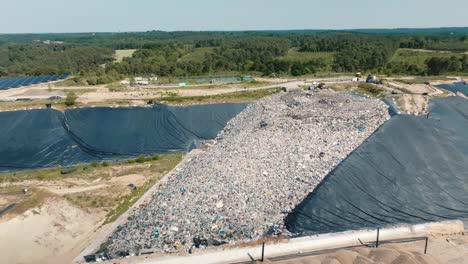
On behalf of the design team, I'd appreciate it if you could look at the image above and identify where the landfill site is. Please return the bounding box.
[83,80,468,263]
[105,90,390,256]
[2,78,468,264]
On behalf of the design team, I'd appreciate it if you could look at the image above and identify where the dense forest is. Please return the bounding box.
[0,29,467,84]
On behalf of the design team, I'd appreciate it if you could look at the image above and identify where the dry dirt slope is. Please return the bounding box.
[0,198,103,264]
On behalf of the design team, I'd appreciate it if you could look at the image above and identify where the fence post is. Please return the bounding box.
[424,237,428,254]
[261,242,265,262]
[376,228,380,248]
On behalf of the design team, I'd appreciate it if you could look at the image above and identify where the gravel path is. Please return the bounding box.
[106,90,390,257]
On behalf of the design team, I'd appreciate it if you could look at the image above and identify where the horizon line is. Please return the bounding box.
[1,26,468,35]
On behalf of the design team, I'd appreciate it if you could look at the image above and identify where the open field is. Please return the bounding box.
[390,48,467,64]
[388,48,467,74]
[115,49,137,62]
[178,47,215,62]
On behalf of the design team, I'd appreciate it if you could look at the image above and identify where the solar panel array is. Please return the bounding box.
[0,74,69,90]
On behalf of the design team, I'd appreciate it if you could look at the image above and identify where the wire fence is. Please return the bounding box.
[235,228,429,263]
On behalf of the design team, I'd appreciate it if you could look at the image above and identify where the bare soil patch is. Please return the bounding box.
[0,197,104,264]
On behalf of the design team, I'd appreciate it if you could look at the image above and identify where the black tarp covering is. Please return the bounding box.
[0,103,247,171]
[437,81,468,96]
[0,109,95,170]
[285,96,468,235]
[382,99,400,116]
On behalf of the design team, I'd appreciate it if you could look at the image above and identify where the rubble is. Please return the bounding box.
[106,90,390,257]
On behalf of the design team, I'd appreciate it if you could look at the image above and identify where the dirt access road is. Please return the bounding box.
[0,83,101,101]
[78,81,305,103]
[0,80,304,105]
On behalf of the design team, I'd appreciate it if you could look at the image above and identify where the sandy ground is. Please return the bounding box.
[109,174,147,186]
[78,81,304,103]
[397,94,427,115]
[0,198,104,264]
[274,232,468,264]
[42,184,109,195]
[429,76,466,86]
[274,246,438,264]
[0,158,175,264]
[14,88,66,97]
[0,78,296,103]
[387,81,439,95]
[0,83,105,101]
[0,193,20,207]
[384,81,453,114]
[389,80,464,115]
[2,173,147,196]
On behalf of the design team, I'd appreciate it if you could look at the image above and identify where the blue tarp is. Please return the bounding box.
[286,96,468,235]
[0,103,247,171]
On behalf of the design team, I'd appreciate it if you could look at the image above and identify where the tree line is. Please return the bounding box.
[0,31,467,83]
[107,33,402,77]
[0,44,114,76]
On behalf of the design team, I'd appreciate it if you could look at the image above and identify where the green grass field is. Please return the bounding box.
[279,48,335,63]
[389,48,465,67]
[114,49,137,62]
[178,47,215,62]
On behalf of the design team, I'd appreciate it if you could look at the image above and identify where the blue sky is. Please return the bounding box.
[1,0,467,33]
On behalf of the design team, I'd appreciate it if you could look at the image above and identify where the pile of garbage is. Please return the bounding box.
[106,90,390,257]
